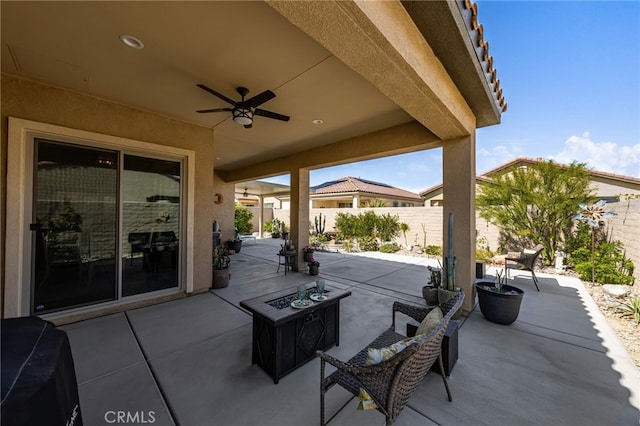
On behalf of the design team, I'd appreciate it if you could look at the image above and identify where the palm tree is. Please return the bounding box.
[400,222,410,248]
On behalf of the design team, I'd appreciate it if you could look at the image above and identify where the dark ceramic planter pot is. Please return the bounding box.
[211,268,230,289]
[309,265,319,275]
[422,285,439,305]
[303,252,314,262]
[476,281,524,325]
[227,240,242,253]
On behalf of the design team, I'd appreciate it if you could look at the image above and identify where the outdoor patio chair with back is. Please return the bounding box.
[316,291,465,426]
[505,244,544,291]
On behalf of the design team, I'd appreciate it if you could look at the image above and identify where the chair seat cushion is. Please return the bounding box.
[416,307,443,336]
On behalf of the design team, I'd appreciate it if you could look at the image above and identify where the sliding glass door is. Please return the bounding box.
[31,139,182,314]
[122,155,181,296]
[33,139,119,313]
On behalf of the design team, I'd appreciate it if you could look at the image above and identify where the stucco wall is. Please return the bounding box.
[1,74,216,315]
[606,199,640,286]
[271,207,500,250]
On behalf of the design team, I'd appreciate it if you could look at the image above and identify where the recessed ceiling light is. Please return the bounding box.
[119,34,144,49]
[312,119,323,125]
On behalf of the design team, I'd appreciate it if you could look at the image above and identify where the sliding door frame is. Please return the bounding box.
[5,117,195,317]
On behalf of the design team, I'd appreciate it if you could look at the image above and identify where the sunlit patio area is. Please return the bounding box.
[61,238,639,425]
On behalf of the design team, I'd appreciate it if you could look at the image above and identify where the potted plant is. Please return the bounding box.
[476,270,524,325]
[302,245,315,262]
[280,240,296,255]
[308,258,320,275]
[227,228,243,253]
[422,266,441,305]
[270,219,282,238]
[211,245,231,289]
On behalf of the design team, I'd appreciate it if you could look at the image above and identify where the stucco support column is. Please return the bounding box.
[352,195,359,208]
[442,134,476,315]
[258,194,264,238]
[290,168,310,272]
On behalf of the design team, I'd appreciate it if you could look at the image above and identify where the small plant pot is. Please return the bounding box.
[308,265,319,275]
[211,268,230,289]
[476,281,524,325]
[438,288,463,319]
[422,285,439,305]
[303,252,314,262]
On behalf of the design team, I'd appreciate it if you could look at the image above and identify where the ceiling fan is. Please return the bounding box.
[196,84,290,128]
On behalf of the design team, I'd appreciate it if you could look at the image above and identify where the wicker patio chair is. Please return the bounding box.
[316,291,465,426]
[505,244,544,291]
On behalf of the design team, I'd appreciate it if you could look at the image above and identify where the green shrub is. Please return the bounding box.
[424,245,442,256]
[334,210,401,245]
[565,218,634,285]
[358,236,379,252]
[379,243,400,253]
[234,205,253,235]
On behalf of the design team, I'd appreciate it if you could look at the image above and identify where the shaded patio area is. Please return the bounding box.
[61,238,639,425]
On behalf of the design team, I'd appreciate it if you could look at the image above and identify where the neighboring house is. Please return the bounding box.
[274,177,424,208]
[310,177,424,208]
[420,157,640,205]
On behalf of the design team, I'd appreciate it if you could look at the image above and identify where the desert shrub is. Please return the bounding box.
[566,224,634,285]
[358,236,379,252]
[424,245,442,256]
[379,243,400,253]
[234,205,253,234]
[334,211,401,245]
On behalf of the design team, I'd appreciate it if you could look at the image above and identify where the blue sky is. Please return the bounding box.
[265,1,640,194]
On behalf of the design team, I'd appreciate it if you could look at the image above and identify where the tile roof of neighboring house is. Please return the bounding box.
[419,157,640,198]
[482,157,640,185]
[311,177,423,201]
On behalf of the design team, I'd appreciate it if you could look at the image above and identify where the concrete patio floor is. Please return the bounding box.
[61,238,640,425]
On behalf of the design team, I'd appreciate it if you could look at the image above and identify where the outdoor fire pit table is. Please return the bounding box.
[240,282,351,384]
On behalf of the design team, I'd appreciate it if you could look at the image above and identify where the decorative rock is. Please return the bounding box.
[602,284,631,298]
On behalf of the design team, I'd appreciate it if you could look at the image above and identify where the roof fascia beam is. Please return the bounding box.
[222,121,439,183]
[266,0,476,140]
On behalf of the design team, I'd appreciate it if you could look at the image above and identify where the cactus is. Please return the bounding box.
[314,212,326,235]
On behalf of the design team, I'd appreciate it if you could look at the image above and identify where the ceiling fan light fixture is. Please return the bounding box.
[243,188,248,197]
[232,108,253,126]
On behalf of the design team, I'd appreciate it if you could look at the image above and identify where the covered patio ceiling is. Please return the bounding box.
[1,1,502,179]
[235,180,290,198]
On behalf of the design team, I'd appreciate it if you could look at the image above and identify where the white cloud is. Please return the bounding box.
[477,144,524,173]
[549,132,640,178]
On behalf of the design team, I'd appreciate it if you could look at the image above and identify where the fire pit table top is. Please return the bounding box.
[240,282,351,326]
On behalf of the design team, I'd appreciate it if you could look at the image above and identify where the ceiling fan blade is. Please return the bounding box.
[255,108,290,122]
[245,90,275,108]
[196,108,233,113]
[196,84,237,106]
